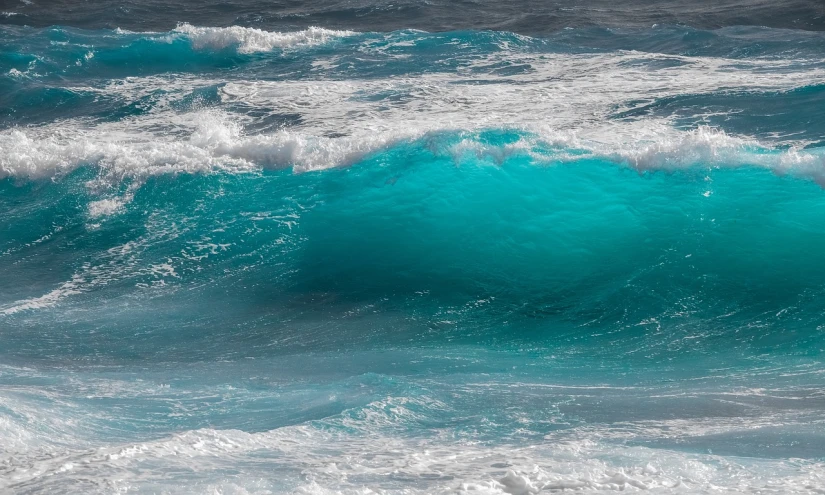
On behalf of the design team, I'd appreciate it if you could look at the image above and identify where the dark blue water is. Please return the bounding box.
[2,1,825,493]
[4,0,825,32]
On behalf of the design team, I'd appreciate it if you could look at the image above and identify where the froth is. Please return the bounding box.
[4,417,824,494]
[0,112,405,185]
[172,23,358,54]
[3,116,825,191]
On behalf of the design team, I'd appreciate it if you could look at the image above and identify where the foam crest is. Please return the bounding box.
[0,110,417,186]
[610,126,825,185]
[3,118,825,190]
[172,23,358,54]
[0,117,251,183]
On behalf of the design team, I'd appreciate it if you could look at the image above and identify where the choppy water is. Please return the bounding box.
[2,1,825,493]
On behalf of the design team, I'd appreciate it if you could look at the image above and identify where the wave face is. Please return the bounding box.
[3,10,825,495]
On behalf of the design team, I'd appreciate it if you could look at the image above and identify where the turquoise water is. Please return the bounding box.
[2,19,825,494]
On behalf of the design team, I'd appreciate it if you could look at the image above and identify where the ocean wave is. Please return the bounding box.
[3,116,825,331]
[6,3,825,493]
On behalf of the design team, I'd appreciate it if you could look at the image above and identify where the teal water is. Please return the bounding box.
[2,21,825,494]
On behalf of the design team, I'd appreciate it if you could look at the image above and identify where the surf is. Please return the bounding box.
[3,10,825,494]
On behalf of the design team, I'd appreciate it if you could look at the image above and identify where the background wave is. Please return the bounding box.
[4,0,825,33]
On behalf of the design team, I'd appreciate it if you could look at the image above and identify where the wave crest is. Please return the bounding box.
[172,23,358,54]
[3,116,825,188]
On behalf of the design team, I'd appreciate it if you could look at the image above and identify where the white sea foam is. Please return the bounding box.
[172,23,358,54]
[2,360,825,494]
[3,112,824,189]
[87,197,126,218]
[2,400,824,494]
